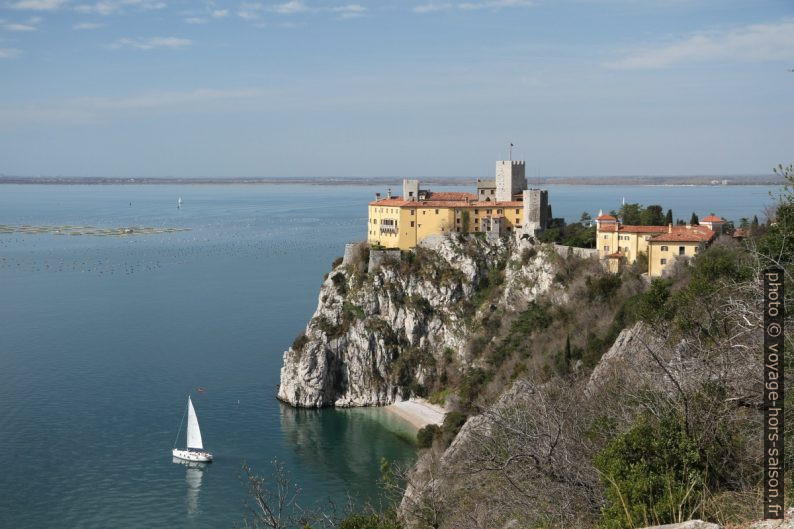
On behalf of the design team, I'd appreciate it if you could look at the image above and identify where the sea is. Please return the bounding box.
[0,182,777,528]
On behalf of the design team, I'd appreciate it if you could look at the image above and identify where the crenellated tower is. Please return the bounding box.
[495,160,527,202]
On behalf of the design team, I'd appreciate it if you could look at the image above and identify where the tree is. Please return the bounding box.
[665,209,673,225]
[580,211,592,223]
[690,212,699,225]
[641,205,665,226]
[619,203,643,225]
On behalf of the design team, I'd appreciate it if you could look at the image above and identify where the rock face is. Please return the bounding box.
[277,235,555,408]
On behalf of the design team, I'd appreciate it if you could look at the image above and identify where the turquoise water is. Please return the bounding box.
[0,183,777,528]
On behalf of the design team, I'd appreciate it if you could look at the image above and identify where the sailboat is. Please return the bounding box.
[172,396,213,463]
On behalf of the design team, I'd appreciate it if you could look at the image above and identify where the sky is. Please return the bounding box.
[0,0,792,178]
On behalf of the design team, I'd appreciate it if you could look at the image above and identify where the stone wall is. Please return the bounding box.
[552,244,599,259]
[342,243,359,267]
[368,249,401,273]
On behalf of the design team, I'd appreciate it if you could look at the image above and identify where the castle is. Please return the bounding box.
[367,160,549,250]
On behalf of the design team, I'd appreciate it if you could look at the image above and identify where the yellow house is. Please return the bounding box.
[596,213,668,263]
[647,225,716,277]
[367,191,524,250]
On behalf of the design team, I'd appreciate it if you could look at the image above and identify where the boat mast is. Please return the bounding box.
[173,397,189,448]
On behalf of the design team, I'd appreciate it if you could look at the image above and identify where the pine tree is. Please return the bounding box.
[665,209,673,225]
[690,212,699,225]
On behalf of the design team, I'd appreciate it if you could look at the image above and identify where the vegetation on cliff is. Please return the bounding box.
[259,166,794,529]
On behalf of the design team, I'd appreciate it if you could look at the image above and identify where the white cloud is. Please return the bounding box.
[8,0,67,10]
[211,8,227,17]
[3,22,36,30]
[184,16,207,23]
[73,21,103,29]
[607,19,794,69]
[236,2,264,20]
[108,36,191,50]
[332,4,366,18]
[74,0,166,16]
[73,87,263,110]
[0,87,267,125]
[272,0,309,14]
[413,0,532,12]
[0,47,21,58]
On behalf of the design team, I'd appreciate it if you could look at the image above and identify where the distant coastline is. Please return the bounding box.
[0,175,782,186]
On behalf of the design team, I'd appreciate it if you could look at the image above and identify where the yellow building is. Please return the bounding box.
[596,212,718,277]
[647,225,715,277]
[367,191,524,250]
[595,213,668,263]
[367,161,549,250]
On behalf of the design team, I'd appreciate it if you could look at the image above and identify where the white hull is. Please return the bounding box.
[172,448,213,463]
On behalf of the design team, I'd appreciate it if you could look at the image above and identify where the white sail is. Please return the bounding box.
[186,397,204,450]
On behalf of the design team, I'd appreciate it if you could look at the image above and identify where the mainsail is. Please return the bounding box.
[186,397,204,450]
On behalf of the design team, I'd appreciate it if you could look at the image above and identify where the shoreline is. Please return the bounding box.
[384,398,446,430]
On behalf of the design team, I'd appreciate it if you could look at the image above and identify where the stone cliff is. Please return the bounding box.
[277,235,556,408]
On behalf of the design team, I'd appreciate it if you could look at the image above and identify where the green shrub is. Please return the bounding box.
[585,274,622,301]
[291,331,308,352]
[340,513,403,529]
[594,412,707,529]
[441,411,467,442]
[416,424,440,448]
[458,367,491,407]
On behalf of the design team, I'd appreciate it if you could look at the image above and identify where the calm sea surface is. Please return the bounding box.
[0,183,777,528]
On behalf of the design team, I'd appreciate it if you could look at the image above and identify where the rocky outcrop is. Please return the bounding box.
[277,235,556,408]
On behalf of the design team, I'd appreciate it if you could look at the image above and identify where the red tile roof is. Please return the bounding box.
[650,225,715,243]
[597,224,669,234]
[701,215,724,222]
[369,192,522,208]
[596,214,617,221]
[619,225,670,234]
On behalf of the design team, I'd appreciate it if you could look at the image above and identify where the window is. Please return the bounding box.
[679,246,685,255]
[603,234,608,239]
[515,209,520,214]
[490,189,494,195]
[661,258,667,265]
[497,209,503,214]
[516,218,520,223]
[604,246,609,252]
[408,191,414,197]
[487,209,492,214]
[660,245,668,251]
[474,209,479,214]
[694,246,699,253]
[410,221,415,227]
[410,210,415,216]
[474,227,479,232]
[435,209,439,214]
[456,218,460,224]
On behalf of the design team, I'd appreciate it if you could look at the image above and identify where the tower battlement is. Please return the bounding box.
[495,160,527,202]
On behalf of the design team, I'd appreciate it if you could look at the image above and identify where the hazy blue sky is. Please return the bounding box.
[0,0,791,178]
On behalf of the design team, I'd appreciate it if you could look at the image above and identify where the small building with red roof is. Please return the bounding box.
[595,209,721,277]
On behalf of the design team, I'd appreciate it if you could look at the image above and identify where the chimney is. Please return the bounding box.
[387,188,392,199]
[668,223,672,233]
[375,192,381,200]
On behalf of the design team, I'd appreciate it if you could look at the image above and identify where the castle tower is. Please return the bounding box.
[522,189,548,236]
[495,160,526,202]
[403,179,419,201]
